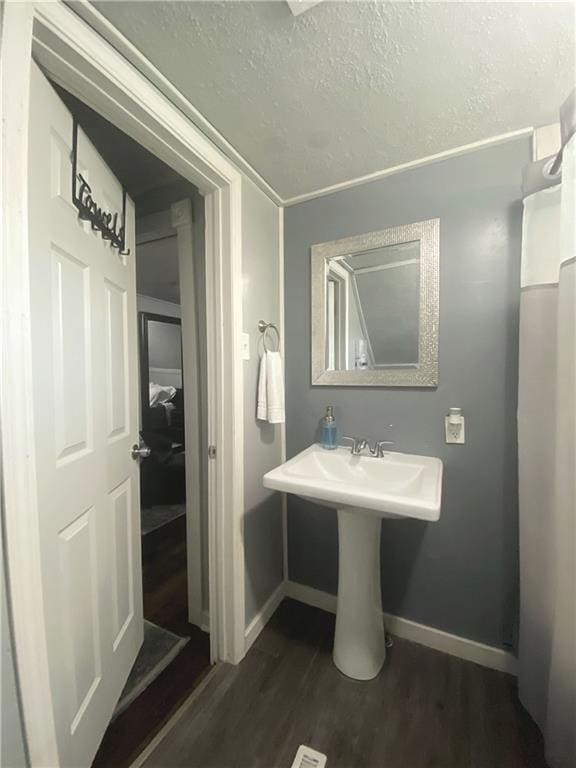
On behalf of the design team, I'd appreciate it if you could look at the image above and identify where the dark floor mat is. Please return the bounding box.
[113,621,188,718]
[141,504,186,536]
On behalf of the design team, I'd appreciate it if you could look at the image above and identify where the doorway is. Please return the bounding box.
[2,6,246,765]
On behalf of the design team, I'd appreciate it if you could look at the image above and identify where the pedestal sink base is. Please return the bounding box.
[263,444,443,681]
[333,509,385,680]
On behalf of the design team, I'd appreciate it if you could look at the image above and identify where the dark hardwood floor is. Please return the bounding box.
[142,599,547,768]
[93,516,211,768]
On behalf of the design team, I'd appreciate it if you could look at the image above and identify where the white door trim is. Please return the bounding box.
[170,198,204,630]
[1,1,245,763]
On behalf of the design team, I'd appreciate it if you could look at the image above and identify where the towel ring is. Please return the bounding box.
[258,320,280,353]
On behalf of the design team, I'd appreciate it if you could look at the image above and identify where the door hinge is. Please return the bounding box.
[208,445,217,460]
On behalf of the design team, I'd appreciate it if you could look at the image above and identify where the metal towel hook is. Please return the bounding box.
[258,320,280,353]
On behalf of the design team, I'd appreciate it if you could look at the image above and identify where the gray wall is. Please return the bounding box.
[242,178,284,625]
[1,517,28,767]
[136,235,180,304]
[284,138,531,649]
[147,321,182,370]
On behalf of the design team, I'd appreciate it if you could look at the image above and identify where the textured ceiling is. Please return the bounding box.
[92,1,574,200]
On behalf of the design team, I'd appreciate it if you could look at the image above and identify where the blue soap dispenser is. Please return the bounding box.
[321,406,337,450]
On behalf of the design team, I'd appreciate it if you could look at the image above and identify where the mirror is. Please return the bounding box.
[312,219,439,387]
[139,312,184,435]
[138,312,186,507]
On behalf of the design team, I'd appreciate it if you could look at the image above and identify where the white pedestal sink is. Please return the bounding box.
[263,444,443,680]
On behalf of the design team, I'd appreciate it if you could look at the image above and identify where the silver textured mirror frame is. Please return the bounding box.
[311,218,440,387]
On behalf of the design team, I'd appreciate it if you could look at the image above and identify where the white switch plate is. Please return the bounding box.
[241,332,250,361]
[445,416,465,444]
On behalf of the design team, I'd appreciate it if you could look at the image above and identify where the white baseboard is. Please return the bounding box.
[285,581,518,676]
[240,579,518,676]
[244,582,286,653]
[285,581,336,614]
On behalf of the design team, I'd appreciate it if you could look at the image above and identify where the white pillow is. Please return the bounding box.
[149,382,176,407]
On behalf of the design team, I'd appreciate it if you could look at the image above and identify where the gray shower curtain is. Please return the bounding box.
[518,105,575,768]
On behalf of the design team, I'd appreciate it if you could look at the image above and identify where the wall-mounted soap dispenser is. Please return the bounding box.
[445,407,465,444]
[321,406,338,450]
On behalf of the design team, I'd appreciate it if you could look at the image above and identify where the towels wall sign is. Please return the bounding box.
[71,117,130,256]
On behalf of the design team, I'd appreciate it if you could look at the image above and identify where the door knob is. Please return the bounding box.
[131,442,151,461]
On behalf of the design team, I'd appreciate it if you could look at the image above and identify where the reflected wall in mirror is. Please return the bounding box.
[312,219,439,387]
[147,319,183,388]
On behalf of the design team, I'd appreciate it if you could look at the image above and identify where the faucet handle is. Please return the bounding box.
[373,440,395,458]
[341,436,367,455]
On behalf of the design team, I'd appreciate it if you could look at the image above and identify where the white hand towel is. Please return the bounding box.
[257,350,285,424]
[257,351,268,421]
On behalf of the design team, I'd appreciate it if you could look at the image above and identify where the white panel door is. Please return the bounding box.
[27,62,143,767]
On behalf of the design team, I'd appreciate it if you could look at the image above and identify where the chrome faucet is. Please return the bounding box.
[342,436,395,457]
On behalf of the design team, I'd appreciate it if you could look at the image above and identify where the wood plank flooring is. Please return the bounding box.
[142,599,547,768]
[92,516,211,768]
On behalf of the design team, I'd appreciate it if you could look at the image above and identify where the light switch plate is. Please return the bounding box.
[241,332,250,361]
[445,416,465,444]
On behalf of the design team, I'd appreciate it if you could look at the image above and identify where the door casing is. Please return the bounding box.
[0,2,246,764]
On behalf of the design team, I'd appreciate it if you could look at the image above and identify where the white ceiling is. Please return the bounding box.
[92,1,574,200]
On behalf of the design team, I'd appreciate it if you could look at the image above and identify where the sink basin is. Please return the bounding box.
[263,444,442,520]
[263,444,443,680]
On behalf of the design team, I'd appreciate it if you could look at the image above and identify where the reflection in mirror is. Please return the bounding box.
[147,320,183,389]
[326,241,421,371]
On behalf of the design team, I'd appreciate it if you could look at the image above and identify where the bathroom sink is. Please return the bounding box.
[263,443,443,681]
[263,443,442,521]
